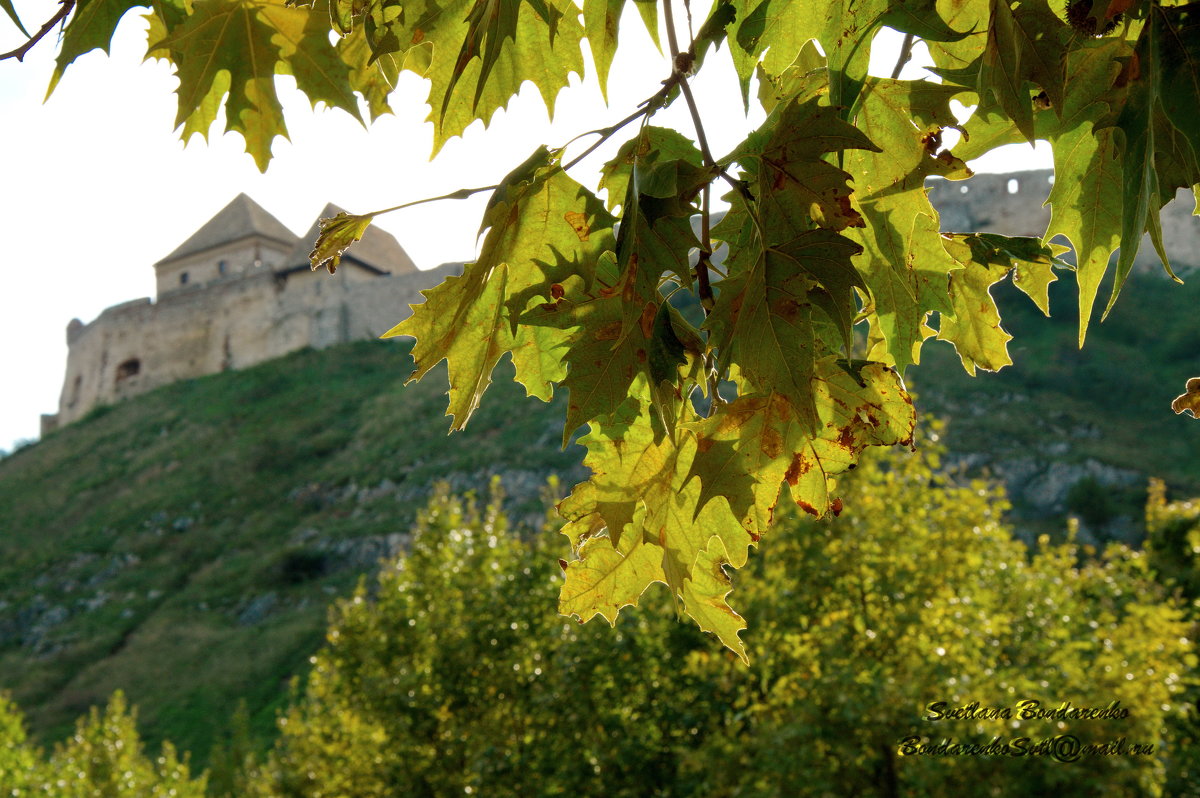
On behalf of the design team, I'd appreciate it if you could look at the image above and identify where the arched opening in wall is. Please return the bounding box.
[116,358,141,384]
[1007,178,1019,194]
[180,272,190,285]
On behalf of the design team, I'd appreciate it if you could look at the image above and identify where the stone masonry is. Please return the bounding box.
[41,172,1199,434]
[42,195,459,433]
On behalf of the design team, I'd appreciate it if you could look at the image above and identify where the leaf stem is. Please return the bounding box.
[364,185,500,218]
[0,0,75,62]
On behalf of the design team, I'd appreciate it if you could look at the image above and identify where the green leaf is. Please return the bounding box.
[152,0,299,171]
[959,232,1066,315]
[262,0,363,120]
[48,0,150,95]
[421,0,585,153]
[1106,4,1200,314]
[685,390,800,540]
[937,239,1014,375]
[560,520,667,624]
[599,126,709,213]
[680,536,748,663]
[706,219,819,433]
[337,26,399,120]
[978,0,1068,143]
[0,0,27,36]
[971,37,1124,343]
[309,212,376,274]
[557,393,751,655]
[842,78,970,371]
[388,148,615,427]
[687,360,913,538]
[782,359,915,516]
[725,97,880,234]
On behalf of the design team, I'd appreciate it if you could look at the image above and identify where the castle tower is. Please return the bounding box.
[153,194,299,297]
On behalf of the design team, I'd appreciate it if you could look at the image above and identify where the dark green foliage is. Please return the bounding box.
[1067,475,1120,528]
[249,443,1195,797]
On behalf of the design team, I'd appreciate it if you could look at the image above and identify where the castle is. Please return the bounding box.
[41,195,459,434]
[41,170,1199,434]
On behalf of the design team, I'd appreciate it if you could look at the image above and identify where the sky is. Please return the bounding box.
[0,2,1051,452]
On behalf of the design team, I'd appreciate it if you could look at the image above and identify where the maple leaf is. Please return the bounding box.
[937,241,1015,375]
[1039,39,1127,344]
[725,97,880,235]
[681,536,748,663]
[387,148,615,427]
[520,262,703,444]
[687,360,914,539]
[728,0,964,107]
[558,393,751,654]
[559,507,667,624]
[421,0,584,152]
[48,0,151,95]
[582,0,661,101]
[309,212,375,275]
[842,78,972,371]
[708,216,866,432]
[1104,3,1200,315]
[782,359,916,516]
[979,0,1068,142]
[151,0,306,171]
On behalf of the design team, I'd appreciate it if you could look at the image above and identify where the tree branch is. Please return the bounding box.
[0,0,75,62]
[890,33,915,80]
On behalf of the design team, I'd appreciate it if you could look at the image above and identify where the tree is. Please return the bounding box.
[5,0,1199,655]
[0,690,208,796]
[245,452,1195,796]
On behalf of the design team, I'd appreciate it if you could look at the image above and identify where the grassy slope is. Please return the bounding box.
[911,268,1200,522]
[1,268,1196,765]
[0,339,583,764]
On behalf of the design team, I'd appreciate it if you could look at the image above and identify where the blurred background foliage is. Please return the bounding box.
[3,431,1199,796]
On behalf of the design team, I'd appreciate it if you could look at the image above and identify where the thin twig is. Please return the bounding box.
[0,0,74,62]
[562,92,662,171]
[890,33,915,80]
[366,184,499,218]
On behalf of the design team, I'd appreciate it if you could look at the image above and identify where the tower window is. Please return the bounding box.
[180,271,190,285]
[218,260,229,275]
[116,358,141,383]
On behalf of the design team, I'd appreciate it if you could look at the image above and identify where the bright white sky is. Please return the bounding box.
[0,1,1050,451]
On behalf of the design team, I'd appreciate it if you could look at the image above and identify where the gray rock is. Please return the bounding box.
[237,592,278,626]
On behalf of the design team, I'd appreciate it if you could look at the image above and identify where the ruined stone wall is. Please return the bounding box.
[42,170,1200,435]
[48,262,461,431]
[927,169,1200,270]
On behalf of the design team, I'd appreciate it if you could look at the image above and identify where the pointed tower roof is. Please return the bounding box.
[156,193,299,266]
[283,203,418,275]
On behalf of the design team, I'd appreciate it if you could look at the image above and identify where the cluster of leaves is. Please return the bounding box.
[13,0,1200,653]
[232,450,1195,796]
[0,691,207,796]
[1144,479,1200,794]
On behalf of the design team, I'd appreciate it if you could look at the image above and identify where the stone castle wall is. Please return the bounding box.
[927,169,1200,268]
[44,262,460,432]
[41,170,1200,435]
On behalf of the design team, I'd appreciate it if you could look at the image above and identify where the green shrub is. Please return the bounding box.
[247,444,1195,797]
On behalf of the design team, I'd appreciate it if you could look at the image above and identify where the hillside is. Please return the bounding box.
[912,268,1200,540]
[0,339,584,764]
[1,267,1197,767]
